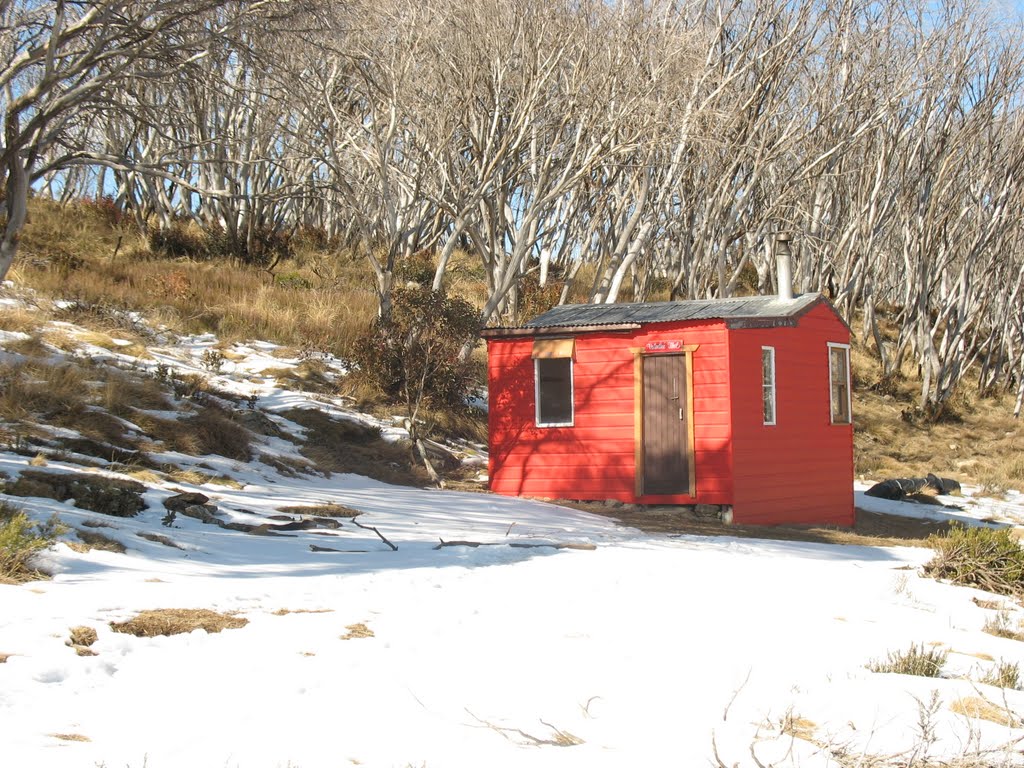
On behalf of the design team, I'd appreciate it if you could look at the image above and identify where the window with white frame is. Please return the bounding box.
[828,343,852,424]
[532,337,575,427]
[761,346,776,425]
[535,358,573,426]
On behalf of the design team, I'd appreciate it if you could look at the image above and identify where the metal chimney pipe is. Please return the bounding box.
[775,233,794,301]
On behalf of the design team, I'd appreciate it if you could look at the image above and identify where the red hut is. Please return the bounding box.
[481,288,854,527]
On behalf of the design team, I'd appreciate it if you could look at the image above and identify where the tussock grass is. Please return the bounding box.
[121,468,163,485]
[15,199,378,357]
[867,643,948,677]
[276,503,361,518]
[68,625,98,648]
[48,733,91,742]
[0,501,55,583]
[163,467,242,487]
[72,529,126,554]
[258,453,317,478]
[979,659,1022,690]
[0,360,88,421]
[982,611,1024,641]
[283,407,428,486]
[0,307,44,334]
[109,608,248,637]
[185,407,253,461]
[134,406,251,461]
[262,360,336,395]
[0,360,161,453]
[41,328,81,352]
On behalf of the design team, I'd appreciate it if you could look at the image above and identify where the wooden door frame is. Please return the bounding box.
[632,346,699,498]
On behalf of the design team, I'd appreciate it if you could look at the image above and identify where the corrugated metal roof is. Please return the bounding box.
[521,293,822,329]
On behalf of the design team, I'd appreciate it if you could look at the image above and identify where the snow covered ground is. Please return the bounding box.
[2,290,1024,767]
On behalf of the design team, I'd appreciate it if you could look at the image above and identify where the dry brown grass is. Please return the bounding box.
[163,467,243,488]
[950,696,1021,727]
[0,653,9,663]
[4,333,50,357]
[136,531,184,549]
[0,359,88,421]
[258,453,317,478]
[48,733,91,742]
[0,306,44,334]
[41,328,81,353]
[109,608,248,637]
[72,529,126,554]
[14,199,377,354]
[272,608,334,616]
[341,622,374,639]
[283,407,429,486]
[276,503,361,518]
[851,338,1024,492]
[185,407,253,461]
[68,625,97,647]
[133,406,252,461]
[121,468,163,484]
[982,612,1024,642]
[102,373,171,415]
[780,713,817,741]
[262,360,337,395]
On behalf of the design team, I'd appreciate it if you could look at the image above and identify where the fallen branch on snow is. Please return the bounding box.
[465,709,583,747]
[351,518,398,551]
[435,538,596,551]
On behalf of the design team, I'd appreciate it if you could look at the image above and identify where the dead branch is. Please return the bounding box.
[309,544,370,553]
[465,709,582,747]
[351,518,398,551]
[723,669,752,721]
[435,538,596,551]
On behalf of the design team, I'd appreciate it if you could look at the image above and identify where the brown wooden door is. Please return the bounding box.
[642,354,690,495]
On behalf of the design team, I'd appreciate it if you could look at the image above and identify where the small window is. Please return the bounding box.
[828,343,851,424]
[761,346,776,425]
[535,357,574,426]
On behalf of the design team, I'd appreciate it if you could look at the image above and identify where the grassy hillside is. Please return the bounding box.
[5,198,1023,494]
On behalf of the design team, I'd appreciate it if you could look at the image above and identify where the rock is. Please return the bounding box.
[163,492,210,512]
[177,504,220,524]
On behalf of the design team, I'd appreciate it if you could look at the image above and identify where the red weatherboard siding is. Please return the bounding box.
[487,322,733,504]
[487,298,854,526]
[727,303,854,526]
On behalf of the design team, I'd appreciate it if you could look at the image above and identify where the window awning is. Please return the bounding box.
[531,337,575,359]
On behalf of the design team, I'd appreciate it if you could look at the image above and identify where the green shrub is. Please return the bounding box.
[867,643,948,677]
[148,222,206,260]
[350,287,480,412]
[0,502,57,583]
[923,524,1024,597]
